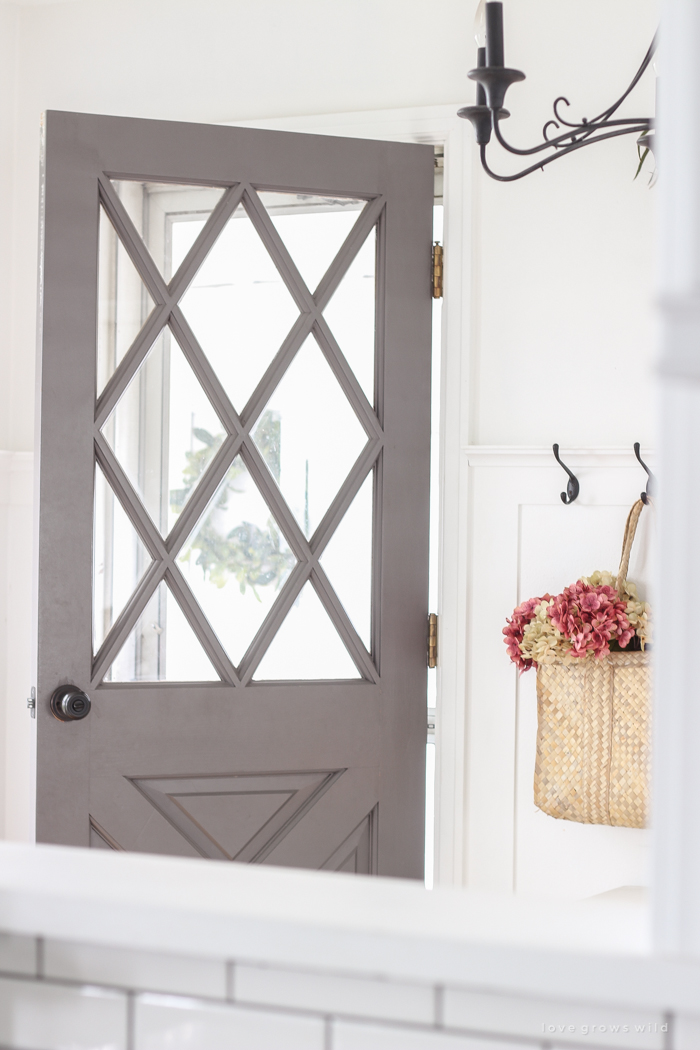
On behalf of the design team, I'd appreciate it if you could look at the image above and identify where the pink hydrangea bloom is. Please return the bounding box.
[549,581,633,660]
[503,595,551,672]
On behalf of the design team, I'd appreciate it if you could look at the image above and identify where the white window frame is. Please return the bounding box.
[230,106,474,887]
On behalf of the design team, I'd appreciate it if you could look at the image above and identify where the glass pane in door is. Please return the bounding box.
[97,206,155,395]
[106,580,219,682]
[176,456,296,666]
[253,581,360,680]
[257,190,366,294]
[319,471,373,650]
[323,226,377,404]
[179,203,300,412]
[101,329,224,536]
[93,463,152,653]
[110,180,227,280]
[251,334,368,539]
[95,180,381,684]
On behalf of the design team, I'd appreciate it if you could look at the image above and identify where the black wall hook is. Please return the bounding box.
[634,442,655,504]
[552,444,580,505]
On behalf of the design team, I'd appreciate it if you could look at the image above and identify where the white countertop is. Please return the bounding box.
[0,841,697,1011]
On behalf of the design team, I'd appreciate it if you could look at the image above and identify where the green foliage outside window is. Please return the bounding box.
[170,410,294,600]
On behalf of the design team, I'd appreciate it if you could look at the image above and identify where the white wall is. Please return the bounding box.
[475,1,658,448]
[653,0,700,959]
[0,0,658,451]
[0,3,19,453]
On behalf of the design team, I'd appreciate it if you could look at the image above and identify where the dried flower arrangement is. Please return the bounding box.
[503,571,651,673]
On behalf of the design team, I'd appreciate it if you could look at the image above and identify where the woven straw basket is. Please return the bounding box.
[533,500,651,829]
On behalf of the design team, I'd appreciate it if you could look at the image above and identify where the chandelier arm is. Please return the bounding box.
[547,100,651,133]
[492,114,650,158]
[480,124,650,182]
[488,31,657,157]
[551,97,586,130]
[587,32,657,125]
[493,117,595,156]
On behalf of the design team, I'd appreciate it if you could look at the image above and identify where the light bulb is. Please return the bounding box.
[474,0,486,48]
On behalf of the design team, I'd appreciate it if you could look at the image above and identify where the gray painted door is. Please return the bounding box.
[35,111,433,878]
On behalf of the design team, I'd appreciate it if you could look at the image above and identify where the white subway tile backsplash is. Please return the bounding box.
[333,1020,529,1050]
[45,938,226,998]
[135,992,325,1050]
[0,934,36,977]
[0,928,683,1050]
[444,987,667,1049]
[0,975,127,1050]
[675,1012,700,1050]
[235,962,434,1024]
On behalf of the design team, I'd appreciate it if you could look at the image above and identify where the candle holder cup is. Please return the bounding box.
[468,66,526,114]
[457,104,510,146]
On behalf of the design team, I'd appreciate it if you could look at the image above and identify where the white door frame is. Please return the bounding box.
[230,105,475,886]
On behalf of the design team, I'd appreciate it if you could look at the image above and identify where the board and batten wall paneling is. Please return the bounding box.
[463,448,653,899]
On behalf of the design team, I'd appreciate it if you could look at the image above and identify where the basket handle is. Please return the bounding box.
[616,498,647,593]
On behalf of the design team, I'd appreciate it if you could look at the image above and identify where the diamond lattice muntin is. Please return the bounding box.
[93,177,383,687]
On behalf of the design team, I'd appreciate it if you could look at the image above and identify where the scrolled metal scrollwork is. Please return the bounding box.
[459,2,657,183]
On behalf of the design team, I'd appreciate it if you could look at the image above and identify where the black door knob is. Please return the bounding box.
[50,686,91,722]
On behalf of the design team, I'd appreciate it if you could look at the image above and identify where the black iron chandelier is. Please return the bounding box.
[458,1,657,182]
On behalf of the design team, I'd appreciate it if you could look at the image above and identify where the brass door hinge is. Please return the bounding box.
[431,242,443,299]
[427,613,438,668]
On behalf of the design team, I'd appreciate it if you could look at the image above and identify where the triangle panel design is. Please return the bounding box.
[128,770,345,862]
[321,805,377,875]
[89,816,125,852]
[178,792,293,859]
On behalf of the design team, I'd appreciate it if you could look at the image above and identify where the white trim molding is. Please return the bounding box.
[465,446,656,469]
[0,451,32,507]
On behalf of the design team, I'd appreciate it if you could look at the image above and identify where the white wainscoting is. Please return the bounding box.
[462,448,655,900]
